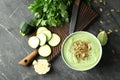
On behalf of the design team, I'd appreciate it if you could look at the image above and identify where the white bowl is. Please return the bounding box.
[61,31,102,71]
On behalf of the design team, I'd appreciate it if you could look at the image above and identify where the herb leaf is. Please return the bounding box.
[28,0,72,27]
[85,0,92,6]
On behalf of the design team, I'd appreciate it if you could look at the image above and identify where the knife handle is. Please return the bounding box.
[18,49,38,66]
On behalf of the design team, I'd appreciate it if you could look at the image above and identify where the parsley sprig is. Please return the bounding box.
[85,0,92,6]
[28,0,72,27]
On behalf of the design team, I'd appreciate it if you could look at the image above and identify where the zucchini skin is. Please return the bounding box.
[20,22,36,36]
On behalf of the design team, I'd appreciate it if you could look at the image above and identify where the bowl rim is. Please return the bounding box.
[61,31,102,71]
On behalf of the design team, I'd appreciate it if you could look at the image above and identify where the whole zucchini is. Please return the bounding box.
[19,22,36,36]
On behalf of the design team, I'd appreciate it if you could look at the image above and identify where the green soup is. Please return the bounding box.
[61,31,102,71]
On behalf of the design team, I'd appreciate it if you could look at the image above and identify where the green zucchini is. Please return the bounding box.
[36,33,47,46]
[38,45,51,57]
[28,36,40,48]
[19,22,35,36]
[48,33,61,47]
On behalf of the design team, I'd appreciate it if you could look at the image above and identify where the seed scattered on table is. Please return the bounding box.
[106,29,119,34]
[100,0,103,3]
[107,29,113,34]
[108,29,112,33]
[99,20,104,24]
[99,29,103,32]
[107,31,111,35]
[106,13,110,16]
[99,8,103,12]
[110,9,115,12]
[103,0,106,5]
[114,29,119,32]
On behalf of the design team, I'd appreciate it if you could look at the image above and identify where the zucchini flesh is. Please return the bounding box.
[37,34,47,46]
[36,27,48,35]
[36,27,52,41]
[40,30,52,41]
[28,36,40,48]
[48,33,61,47]
[38,45,51,57]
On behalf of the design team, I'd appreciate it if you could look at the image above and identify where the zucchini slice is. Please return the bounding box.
[38,45,51,57]
[48,33,61,47]
[37,33,47,46]
[41,30,52,41]
[36,27,48,35]
[28,36,40,48]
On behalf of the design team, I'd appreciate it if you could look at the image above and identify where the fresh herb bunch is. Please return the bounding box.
[85,0,92,6]
[28,0,72,27]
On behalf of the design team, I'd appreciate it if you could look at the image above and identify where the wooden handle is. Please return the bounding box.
[18,49,38,66]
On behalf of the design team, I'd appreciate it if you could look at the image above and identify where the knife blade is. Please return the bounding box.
[69,0,81,34]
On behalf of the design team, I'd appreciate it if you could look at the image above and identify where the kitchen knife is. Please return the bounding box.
[69,0,81,34]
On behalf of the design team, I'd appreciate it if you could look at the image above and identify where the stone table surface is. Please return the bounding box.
[0,0,120,80]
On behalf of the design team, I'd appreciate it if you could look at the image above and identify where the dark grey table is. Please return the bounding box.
[0,0,120,80]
